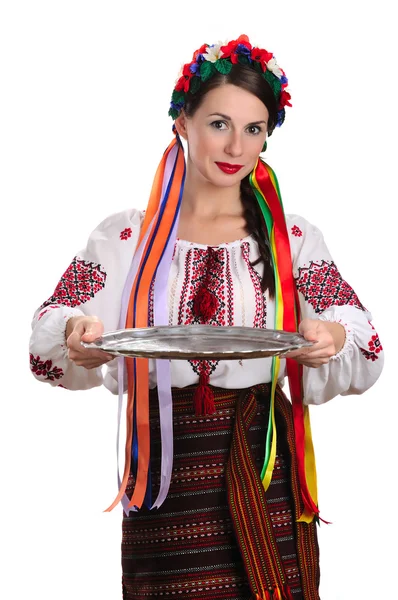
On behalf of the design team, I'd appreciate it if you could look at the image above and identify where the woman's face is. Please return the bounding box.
[176,83,269,188]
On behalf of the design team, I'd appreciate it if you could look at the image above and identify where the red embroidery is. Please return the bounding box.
[291,225,303,237]
[360,348,378,361]
[361,331,383,361]
[176,246,234,380]
[369,333,382,354]
[296,260,365,314]
[38,306,60,320]
[120,228,132,240]
[30,354,64,381]
[241,242,267,328]
[40,257,106,309]
[178,247,231,327]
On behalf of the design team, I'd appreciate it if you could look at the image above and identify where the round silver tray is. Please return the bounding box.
[81,325,312,360]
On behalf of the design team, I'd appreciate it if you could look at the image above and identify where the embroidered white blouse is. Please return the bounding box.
[29,209,383,405]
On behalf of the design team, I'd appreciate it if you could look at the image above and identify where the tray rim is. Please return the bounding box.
[81,325,313,360]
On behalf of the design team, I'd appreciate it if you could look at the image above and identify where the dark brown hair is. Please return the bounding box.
[183,65,276,296]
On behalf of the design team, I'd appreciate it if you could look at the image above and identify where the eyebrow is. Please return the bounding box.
[207,112,267,126]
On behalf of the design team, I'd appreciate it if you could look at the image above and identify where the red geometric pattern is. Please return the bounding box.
[40,257,106,309]
[177,246,234,380]
[360,331,383,361]
[120,227,132,240]
[241,241,267,328]
[30,354,64,381]
[291,225,303,237]
[296,260,365,314]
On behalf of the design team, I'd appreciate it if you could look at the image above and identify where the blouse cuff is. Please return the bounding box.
[317,307,356,360]
[31,305,85,360]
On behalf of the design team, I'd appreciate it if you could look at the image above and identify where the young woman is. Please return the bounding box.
[29,35,383,600]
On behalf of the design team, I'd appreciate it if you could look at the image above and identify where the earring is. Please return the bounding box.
[262,140,267,153]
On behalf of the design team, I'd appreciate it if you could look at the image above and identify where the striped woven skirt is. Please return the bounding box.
[121,384,320,600]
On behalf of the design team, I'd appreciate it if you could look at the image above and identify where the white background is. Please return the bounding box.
[0,1,396,598]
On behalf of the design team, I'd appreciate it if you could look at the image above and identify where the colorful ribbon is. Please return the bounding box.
[250,158,319,522]
[105,134,185,513]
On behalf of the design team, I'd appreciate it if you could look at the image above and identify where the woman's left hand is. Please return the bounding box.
[284,318,346,369]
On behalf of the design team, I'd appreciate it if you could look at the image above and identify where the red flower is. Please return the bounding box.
[279,90,292,109]
[291,225,303,237]
[175,63,195,93]
[220,34,251,59]
[192,43,208,62]
[251,47,273,71]
[120,227,132,241]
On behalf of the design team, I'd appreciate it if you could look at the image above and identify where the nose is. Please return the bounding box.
[225,131,243,157]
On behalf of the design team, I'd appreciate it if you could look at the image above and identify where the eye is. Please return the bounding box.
[210,120,228,130]
[246,125,262,135]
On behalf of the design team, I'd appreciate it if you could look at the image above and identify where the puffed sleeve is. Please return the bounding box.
[29,209,144,391]
[286,214,384,405]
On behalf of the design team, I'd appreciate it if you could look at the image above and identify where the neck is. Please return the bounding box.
[181,165,243,220]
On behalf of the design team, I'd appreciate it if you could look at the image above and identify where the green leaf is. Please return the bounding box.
[238,55,250,66]
[200,60,215,81]
[189,75,201,94]
[264,70,281,99]
[168,107,179,120]
[215,59,232,75]
[171,90,185,104]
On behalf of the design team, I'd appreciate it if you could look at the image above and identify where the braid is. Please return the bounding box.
[240,176,275,298]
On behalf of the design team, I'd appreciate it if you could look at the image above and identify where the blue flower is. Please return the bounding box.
[280,75,288,85]
[276,109,285,127]
[190,61,201,74]
[170,100,185,111]
[236,43,251,57]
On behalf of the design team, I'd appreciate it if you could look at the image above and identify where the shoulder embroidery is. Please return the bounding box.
[40,257,107,309]
[295,260,365,314]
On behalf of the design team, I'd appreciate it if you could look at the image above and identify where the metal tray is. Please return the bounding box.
[81,325,312,360]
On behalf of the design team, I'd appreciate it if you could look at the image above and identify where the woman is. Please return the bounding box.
[29,35,383,599]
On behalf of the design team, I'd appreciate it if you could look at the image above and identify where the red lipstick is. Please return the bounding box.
[215,162,243,174]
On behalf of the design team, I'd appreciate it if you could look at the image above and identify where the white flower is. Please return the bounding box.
[266,58,283,79]
[203,43,224,63]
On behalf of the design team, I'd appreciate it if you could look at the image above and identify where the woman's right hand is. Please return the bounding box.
[66,316,115,369]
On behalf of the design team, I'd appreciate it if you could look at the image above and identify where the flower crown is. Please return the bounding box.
[169,34,292,128]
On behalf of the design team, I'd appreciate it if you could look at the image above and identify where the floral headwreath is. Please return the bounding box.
[169,34,292,128]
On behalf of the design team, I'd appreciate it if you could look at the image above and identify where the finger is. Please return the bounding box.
[284,346,315,359]
[299,358,330,368]
[299,346,336,360]
[81,321,104,343]
[67,330,86,352]
[301,328,320,342]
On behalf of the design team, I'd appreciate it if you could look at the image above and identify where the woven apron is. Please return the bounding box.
[121,383,320,600]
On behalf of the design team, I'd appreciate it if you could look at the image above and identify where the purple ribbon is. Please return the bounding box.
[152,213,180,507]
[116,143,179,515]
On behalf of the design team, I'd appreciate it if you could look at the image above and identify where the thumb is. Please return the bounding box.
[299,320,319,342]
